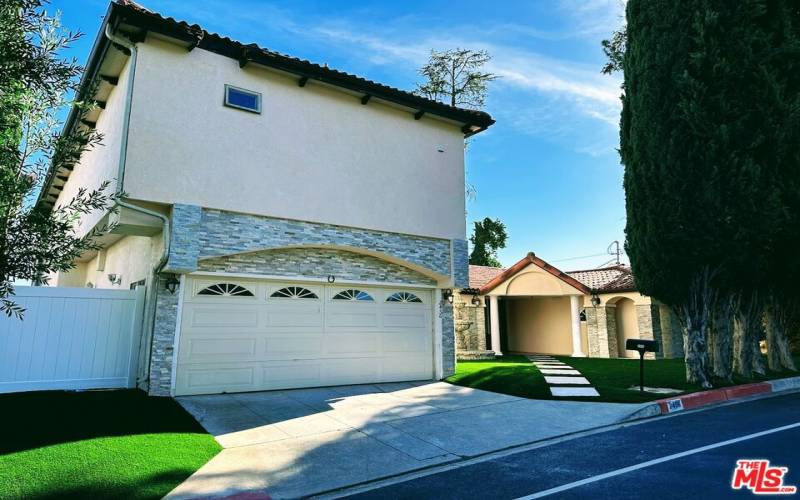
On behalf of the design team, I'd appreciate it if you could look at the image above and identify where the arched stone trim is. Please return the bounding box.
[165,205,453,283]
[197,246,438,285]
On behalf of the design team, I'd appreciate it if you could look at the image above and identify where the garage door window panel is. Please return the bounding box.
[386,291,423,303]
[332,289,374,301]
[197,283,255,297]
[270,286,319,299]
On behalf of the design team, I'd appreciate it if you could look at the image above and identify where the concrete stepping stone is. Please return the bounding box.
[533,362,568,367]
[550,387,600,397]
[544,376,591,385]
[539,368,581,375]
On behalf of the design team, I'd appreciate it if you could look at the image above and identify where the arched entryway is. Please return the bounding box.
[612,297,639,358]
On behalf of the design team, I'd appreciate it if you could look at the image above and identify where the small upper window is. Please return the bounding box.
[386,291,423,303]
[271,286,318,299]
[332,289,374,301]
[224,84,261,113]
[198,283,254,297]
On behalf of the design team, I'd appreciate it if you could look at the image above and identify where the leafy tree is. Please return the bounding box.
[0,0,115,318]
[415,48,498,109]
[469,218,507,268]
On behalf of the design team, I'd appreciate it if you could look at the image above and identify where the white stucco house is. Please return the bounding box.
[40,1,494,396]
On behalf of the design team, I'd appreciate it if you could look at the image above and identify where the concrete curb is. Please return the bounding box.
[655,375,800,414]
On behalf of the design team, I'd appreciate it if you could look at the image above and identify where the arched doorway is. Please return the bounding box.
[613,297,639,358]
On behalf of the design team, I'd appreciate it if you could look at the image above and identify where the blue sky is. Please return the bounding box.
[50,0,627,270]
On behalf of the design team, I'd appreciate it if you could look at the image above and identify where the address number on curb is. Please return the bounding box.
[666,399,684,413]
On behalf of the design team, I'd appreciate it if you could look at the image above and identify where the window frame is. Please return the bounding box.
[224,84,262,114]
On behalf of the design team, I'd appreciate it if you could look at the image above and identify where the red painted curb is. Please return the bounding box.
[723,382,771,400]
[656,381,773,414]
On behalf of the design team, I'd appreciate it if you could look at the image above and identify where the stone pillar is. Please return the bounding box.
[489,295,502,356]
[570,295,585,357]
[148,274,182,396]
[439,300,456,377]
[454,292,493,360]
[586,305,619,358]
[659,304,685,359]
[636,304,663,359]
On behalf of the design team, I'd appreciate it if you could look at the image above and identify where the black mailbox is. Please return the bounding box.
[626,339,659,392]
[626,339,659,355]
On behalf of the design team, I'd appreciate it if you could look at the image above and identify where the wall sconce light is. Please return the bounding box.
[471,295,482,307]
[442,289,454,304]
[165,275,180,294]
[107,273,122,286]
[327,275,336,283]
[591,293,601,307]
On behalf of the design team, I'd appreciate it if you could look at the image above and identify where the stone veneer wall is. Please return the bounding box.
[440,301,456,377]
[148,274,180,396]
[453,291,493,359]
[636,304,662,360]
[166,205,458,279]
[149,205,465,395]
[586,305,619,358]
[659,304,685,359]
[198,247,436,285]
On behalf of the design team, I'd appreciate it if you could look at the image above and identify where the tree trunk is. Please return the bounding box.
[711,295,735,382]
[764,299,797,372]
[678,269,715,389]
[734,293,766,378]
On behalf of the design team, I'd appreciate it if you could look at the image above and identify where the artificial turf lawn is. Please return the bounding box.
[0,389,221,500]
[446,354,800,404]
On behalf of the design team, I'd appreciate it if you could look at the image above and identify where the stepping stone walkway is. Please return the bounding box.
[526,355,600,397]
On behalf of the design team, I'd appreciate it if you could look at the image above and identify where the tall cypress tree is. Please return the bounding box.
[620,0,800,385]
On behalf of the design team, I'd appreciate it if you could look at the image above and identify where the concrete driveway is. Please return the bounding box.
[167,382,654,499]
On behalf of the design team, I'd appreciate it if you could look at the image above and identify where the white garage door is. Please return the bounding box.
[174,277,434,395]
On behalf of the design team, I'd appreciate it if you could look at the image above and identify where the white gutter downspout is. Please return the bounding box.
[105,25,172,389]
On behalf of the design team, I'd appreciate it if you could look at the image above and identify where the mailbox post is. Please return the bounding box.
[625,339,659,392]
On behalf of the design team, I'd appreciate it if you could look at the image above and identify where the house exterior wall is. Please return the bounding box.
[54,58,132,237]
[507,296,573,355]
[615,298,639,358]
[124,38,467,241]
[486,264,584,296]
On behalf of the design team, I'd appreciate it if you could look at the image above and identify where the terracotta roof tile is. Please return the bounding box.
[469,265,506,289]
[566,265,637,292]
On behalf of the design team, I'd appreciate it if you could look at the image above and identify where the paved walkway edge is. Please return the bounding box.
[651,375,800,415]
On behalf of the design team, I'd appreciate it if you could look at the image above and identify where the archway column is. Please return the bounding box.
[570,295,586,357]
[489,295,502,356]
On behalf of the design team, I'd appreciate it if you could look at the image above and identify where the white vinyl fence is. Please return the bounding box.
[0,286,145,393]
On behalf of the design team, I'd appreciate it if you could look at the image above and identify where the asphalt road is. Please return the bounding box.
[344,392,800,500]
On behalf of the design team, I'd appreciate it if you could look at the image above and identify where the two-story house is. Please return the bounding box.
[40,0,494,396]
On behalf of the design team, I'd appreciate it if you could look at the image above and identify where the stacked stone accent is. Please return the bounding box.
[166,204,202,273]
[636,304,662,359]
[452,239,470,288]
[659,304,685,359]
[440,301,456,377]
[148,274,180,396]
[586,305,618,358]
[453,291,493,360]
[198,247,436,285]
[197,209,452,277]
